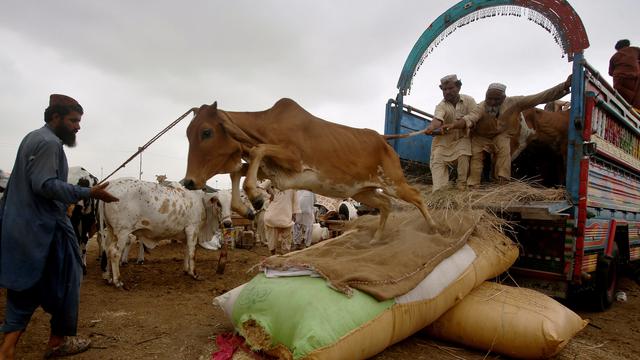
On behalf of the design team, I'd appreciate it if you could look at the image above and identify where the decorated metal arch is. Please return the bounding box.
[397,0,590,96]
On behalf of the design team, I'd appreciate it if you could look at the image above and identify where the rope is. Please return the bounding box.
[99,108,195,184]
[383,128,444,140]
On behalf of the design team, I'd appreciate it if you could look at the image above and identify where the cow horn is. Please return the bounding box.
[211,101,217,111]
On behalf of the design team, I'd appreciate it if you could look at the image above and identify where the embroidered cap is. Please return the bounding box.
[440,74,459,84]
[49,94,80,107]
[487,83,507,92]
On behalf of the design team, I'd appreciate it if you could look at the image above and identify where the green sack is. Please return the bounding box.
[232,274,394,359]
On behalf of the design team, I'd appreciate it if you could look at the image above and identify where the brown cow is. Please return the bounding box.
[183,98,436,243]
[511,108,570,185]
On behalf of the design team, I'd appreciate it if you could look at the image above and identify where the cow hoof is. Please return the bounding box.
[114,281,125,289]
[136,260,144,265]
[245,209,255,220]
[251,197,264,211]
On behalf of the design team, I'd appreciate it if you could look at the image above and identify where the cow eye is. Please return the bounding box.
[201,128,213,140]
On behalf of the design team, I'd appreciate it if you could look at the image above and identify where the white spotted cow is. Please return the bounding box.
[99,178,220,287]
[119,182,237,264]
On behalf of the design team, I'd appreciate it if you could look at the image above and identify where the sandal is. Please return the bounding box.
[44,336,91,358]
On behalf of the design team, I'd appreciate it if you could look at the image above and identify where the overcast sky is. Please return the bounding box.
[1,0,637,189]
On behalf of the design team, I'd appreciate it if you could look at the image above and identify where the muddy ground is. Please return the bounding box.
[1,238,639,360]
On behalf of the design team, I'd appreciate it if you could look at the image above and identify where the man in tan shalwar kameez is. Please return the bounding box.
[424,74,478,192]
[263,188,298,255]
[445,76,572,186]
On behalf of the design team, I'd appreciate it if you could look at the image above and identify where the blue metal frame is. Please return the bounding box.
[397,0,512,96]
[385,100,434,162]
[566,53,586,204]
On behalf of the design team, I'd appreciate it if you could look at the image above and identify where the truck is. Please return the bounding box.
[384,0,640,310]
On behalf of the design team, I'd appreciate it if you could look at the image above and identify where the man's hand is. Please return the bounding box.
[423,119,443,135]
[443,118,467,131]
[90,182,119,203]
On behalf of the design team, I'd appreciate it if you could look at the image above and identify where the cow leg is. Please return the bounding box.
[388,182,437,231]
[379,146,437,231]
[351,189,392,244]
[80,241,88,275]
[243,144,302,210]
[183,228,200,280]
[108,231,131,288]
[230,165,254,219]
[101,226,115,281]
[121,239,131,266]
[136,240,145,264]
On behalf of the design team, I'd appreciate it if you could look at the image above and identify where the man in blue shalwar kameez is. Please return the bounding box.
[0,94,118,359]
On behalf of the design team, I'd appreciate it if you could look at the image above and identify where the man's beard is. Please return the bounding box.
[53,124,77,147]
[485,105,500,117]
[444,94,459,104]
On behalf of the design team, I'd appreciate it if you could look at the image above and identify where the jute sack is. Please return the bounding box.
[304,233,518,360]
[426,282,588,359]
[216,232,518,360]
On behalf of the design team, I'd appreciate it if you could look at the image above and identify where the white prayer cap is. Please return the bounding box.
[440,74,459,84]
[488,83,507,92]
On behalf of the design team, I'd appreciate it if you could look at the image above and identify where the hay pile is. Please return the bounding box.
[416,179,568,211]
[385,179,570,248]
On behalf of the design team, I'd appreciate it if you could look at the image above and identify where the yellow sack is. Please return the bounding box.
[426,282,588,359]
[218,228,518,359]
[303,232,518,359]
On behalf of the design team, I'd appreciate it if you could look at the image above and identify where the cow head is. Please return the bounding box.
[199,192,223,244]
[183,101,252,190]
[209,190,234,229]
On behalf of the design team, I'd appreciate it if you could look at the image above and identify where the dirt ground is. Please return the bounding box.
[1,238,639,360]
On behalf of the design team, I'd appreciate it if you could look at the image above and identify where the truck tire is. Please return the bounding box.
[593,245,619,311]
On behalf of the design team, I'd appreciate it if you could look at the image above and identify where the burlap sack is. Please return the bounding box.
[304,232,518,360]
[426,282,588,359]
[216,229,519,360]
[262,209,482,300]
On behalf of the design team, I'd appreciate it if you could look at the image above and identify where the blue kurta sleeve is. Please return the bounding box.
[27,137,90,204]
[27,137,61,191]
[41,179,91,204]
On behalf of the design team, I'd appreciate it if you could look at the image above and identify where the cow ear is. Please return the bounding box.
[218,114,255,145]
[205,193,219,205]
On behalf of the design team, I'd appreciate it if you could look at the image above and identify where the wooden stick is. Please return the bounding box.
[135,333,166,346]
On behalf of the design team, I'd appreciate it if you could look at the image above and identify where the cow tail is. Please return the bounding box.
[97,199,108,272]
[97,200,104,247]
